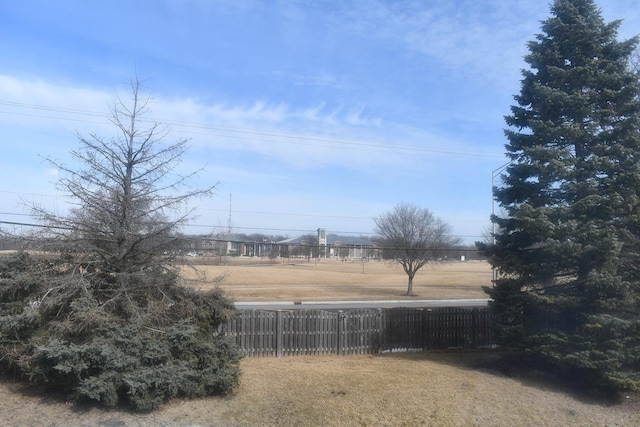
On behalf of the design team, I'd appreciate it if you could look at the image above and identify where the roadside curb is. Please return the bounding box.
[234,299,490,307]
[234,301,295,306]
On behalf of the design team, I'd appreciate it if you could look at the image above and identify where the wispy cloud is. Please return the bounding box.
[325,1,548,89]
[1,75,496,176]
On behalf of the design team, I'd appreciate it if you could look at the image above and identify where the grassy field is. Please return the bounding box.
[184,257,493,301]
[2,353,638,426]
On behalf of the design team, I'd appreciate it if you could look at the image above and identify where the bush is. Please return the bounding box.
[0,252,241,411]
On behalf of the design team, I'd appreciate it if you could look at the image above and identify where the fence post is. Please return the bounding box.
[337,310,345,355]
[376,308,384,353]
[276,310,283,358]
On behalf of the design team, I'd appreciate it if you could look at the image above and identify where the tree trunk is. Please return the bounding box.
[406,273,415,296]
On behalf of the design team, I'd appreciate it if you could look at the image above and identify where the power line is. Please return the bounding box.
[0,219,483,240]
[0,222,481,253]
[0,101,110,118]
[0,109,108,126]
[0,203,487,239]
[0,100,503,159]
[196,207,375,220]
[0,220,70,230]
[2,196,489,225]
[0,212,33,217]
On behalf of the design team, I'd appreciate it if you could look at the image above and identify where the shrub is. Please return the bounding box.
[0,252,241,411]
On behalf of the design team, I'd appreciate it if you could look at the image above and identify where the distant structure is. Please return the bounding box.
[183,228,376,260]
[181,229,475,260]
[277,229,375,259]
[317,227,327,247]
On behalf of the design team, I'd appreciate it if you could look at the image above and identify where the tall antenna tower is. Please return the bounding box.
[228,193,232,236]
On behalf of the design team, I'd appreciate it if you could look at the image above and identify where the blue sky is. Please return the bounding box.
[1,1,639,243]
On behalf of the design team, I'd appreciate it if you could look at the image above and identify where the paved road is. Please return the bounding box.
[234,299,489,310]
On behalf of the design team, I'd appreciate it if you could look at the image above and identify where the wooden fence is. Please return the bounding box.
[220,307,495,357]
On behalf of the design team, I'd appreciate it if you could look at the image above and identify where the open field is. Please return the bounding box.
[1,352,637,426]
[184,258,492,301]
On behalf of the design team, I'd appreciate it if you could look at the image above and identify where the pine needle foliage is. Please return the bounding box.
[481,0,640,392]
[0,80,240,411]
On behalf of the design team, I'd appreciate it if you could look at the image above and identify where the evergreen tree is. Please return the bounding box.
[0,80,240,411]
[483,0,640,391]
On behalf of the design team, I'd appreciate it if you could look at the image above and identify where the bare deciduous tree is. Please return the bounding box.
[374,203,461,296]
[301,234,319,261]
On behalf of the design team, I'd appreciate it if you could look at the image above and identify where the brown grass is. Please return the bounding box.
[184,258,492,301]
[2,353,638,426]
[3,256,637,425]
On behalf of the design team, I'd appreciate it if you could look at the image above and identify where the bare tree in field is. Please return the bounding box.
[35,78,215,275]
[375,203,461,296]
[301,234,319,261]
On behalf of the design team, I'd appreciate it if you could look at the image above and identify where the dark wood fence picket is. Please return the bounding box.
[220,306,495,357]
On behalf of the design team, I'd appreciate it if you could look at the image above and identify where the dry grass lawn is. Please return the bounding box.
[184,257,492,301]
[2,255,637,425]
[2,352,638,426]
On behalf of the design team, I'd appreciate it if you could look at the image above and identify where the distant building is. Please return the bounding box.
[277,228,377,259]
[185,228,378,259]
